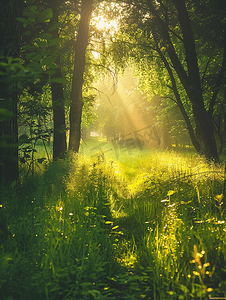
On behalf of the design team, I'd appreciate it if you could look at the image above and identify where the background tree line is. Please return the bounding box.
[1,0,226,185]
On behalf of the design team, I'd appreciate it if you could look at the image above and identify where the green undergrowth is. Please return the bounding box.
[0,147,226,299]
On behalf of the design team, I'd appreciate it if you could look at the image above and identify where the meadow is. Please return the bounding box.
[0,139,226,300]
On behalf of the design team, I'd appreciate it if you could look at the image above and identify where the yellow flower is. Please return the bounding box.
[193,271,200,276]
[214,194,223,203]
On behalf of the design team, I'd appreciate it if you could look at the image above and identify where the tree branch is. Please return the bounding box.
[172,0,204,107]
[201,56,212,87]
[162,96,177,104]
[155,43,200,152]
[208,37,226,117]
[146,0,191,99]
[82,86,113,106]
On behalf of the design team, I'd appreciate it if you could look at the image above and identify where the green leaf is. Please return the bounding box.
[48,22,61,32]
[88,290,99,297]
[25,31,31,36]
[42,63,56,70]
[32,54,42,61]
[36,40,48,47]
[11,181,17,189]
[23,6,37,17]
[42,57,56,67]
[23,11,32,17]
[27,62,42,72]
[17,17,28,26]
[28,17,35,23]
[11,63,23,70]
[0,62,8,67]
[37,8,53,23]
[50,77,69,84]
[196,288,206,298]
[18,134,30,144]
[24,45,36,52]
[179,284,189,294]
[46,70,56,76]
[25,52,36,59]
[80,282,92,286]
[39,32,53,40]
[30,6,37,12]
[49,38,62,46]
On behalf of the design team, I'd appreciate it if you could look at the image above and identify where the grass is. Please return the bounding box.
[1,139,226,299]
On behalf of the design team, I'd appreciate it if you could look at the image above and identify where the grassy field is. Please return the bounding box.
[0,139,226,299]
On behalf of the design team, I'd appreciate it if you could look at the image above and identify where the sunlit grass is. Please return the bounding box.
[1,142,226,299]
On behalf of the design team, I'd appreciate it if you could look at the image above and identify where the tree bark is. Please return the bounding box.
[69,0,93,152]
[172,0,219,160]
[0,0,24,184]
[51,59,67,160]
[156,45,201,153]
[49,6,67,160]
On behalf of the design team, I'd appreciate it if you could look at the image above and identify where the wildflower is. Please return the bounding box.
[192,245,205,278]
[214,194,223,203]
[193,271,200,276]
[56,206,63,211]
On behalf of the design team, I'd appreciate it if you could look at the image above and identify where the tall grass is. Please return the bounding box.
[0,144,226,299]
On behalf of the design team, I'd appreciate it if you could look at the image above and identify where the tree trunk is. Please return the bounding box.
[51,59,67,160]
[153,0,219,160]
[172,0,219,160]
[50,7,67,160]
[0,0,24,184]
[69,0,93,152]
[156,45,201,153]
[193,102,219,159]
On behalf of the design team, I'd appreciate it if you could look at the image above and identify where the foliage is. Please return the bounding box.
[105,0,226,159]
[18,87,52,177]
[0,51,51,183]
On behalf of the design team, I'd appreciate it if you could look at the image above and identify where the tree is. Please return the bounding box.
[19,1,69,160]
[0,0,24,184]
[25,0,96,155]
[69,0,94,152]
[112,0,226,160]
[17,0,99,161]
[49,4,67,160]
[0,1,71,184]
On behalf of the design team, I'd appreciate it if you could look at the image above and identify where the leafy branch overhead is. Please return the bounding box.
[108,0,226,160]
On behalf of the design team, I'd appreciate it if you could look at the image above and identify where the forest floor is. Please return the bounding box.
[1,138,226,300]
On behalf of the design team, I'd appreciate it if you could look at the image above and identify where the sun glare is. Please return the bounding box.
[91,16,118,33]
[91,2,120,59]
[93,17,118,33]
[91,16,119,59]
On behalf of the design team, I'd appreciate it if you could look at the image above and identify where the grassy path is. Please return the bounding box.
[0,143,226,299]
